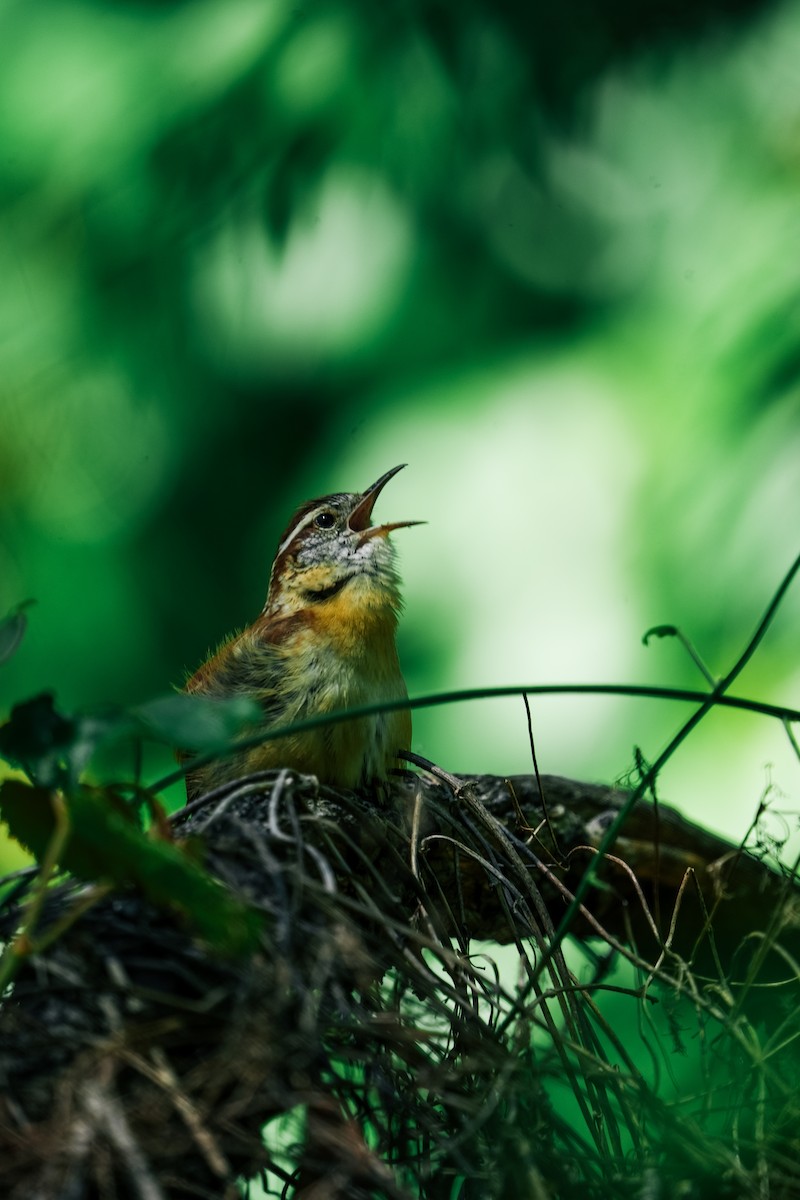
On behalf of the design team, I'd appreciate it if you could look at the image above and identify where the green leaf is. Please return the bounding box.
[0,691,262,792]
[132,692,262,752]
[0,780,263,957]
[0,780,64,866]
[0,693,76,786]
[0,693,123,789]
[0,600,35,667]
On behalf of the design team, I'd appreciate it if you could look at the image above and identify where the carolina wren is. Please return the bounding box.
[183,465,419,799]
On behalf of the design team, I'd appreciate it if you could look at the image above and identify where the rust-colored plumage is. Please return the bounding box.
[183,466,420,799]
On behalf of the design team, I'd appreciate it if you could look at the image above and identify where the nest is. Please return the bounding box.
[1,768,799,1199]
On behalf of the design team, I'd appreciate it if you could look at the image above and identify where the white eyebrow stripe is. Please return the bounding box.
[276,506,328,557]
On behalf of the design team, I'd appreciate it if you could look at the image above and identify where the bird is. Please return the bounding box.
[182,465,420,800]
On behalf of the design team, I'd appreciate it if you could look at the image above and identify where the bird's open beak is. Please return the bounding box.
[349,464,424,539]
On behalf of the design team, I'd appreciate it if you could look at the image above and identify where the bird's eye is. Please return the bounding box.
[314,511,336,529]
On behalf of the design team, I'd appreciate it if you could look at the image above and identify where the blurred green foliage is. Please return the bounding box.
[2,0,800,835]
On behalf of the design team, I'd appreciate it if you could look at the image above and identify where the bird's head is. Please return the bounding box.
[264,465,421,618]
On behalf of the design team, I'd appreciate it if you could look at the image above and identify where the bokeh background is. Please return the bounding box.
[2,0,800,854]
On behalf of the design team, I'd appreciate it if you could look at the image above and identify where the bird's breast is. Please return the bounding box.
[247,585,410,788]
